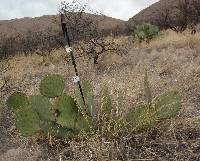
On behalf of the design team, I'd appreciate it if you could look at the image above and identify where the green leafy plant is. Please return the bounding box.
[133,23,160,43]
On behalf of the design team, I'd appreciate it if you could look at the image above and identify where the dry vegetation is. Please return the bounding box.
[139,26,200,49]
[0,26,200,160]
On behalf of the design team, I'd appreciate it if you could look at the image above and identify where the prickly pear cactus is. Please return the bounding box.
[56,94,78,129]
[154,91,181,120]
[15,107,40,137]
[126,105,157,129]
[40,121,73,138]
[40,74,65,98]
[126,90,182,130]
[30,95,55,121]
[7,92,29,111]
[75,115,92,132]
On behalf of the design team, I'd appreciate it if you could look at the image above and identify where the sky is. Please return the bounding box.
[0,0,158,21]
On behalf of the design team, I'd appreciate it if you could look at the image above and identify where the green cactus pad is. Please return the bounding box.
[15,107,40,137]
[126,105,157,129]
[40,121,73,138]
[7,92,29,111]
[75,116,92,132]
[154,91,181,120]
[40,74,65,98]
[56,94,78,129]
[30,95,55,121]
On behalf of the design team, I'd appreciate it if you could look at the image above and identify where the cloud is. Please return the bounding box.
[0,0,158,20]
[88,0,158,20]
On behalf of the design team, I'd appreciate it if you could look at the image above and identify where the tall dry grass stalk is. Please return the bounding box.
[139,29,200,49]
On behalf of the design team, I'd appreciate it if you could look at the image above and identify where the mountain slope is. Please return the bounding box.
[128,0,199,27]
[0,14,126,36]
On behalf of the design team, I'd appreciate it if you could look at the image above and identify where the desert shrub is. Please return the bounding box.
[133,23,160,43]
[6,73,181,139]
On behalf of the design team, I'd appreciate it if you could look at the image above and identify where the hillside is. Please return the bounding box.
[0,14,126,36]
[128,0,200,28]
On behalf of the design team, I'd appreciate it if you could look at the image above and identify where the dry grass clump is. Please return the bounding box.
[139,29,200,50]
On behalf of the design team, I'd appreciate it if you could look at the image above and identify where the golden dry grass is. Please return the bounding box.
[1,30,200,160]
[137,28,200,50]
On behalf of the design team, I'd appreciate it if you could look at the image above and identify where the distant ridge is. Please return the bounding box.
[0,14,126,36]
[128,0,199,27]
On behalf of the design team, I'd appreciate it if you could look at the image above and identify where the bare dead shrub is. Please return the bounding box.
[155,0,200,33]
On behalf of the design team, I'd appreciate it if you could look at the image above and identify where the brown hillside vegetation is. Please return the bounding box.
[0,13,127,59]
[0,29,200,160]
[128,0,175,24]
[0,14,126,36]
[128,0,200,31]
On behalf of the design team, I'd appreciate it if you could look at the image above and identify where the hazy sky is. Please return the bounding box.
[0,0,158,21]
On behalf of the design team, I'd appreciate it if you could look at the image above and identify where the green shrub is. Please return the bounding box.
[133,23,160,43]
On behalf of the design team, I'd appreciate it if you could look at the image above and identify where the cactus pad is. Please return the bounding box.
[40,121,73,138]
[15,107,40,136]
[7,92,29,111]
[154,91,181,120]
[40,74,65,98]
[126,105,157,129]
[56,94,78,129]
[75,116,92,132]
[30,95,55,121]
